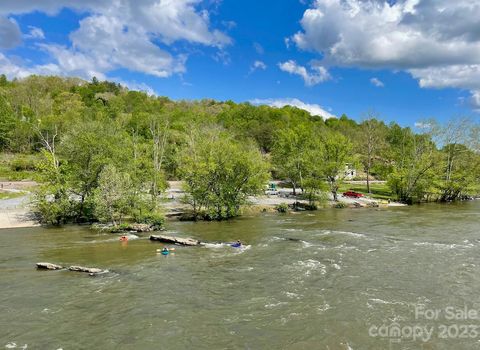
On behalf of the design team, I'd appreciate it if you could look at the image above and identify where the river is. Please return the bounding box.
[1,202,480,349]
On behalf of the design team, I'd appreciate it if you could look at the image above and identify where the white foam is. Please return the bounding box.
[284,291,301,299]
[203,243,228,248]
[413,242,473,249]
[295,259,327,276]
[335,230,367,239]
[301,240,313,248]
[265,301,288,309]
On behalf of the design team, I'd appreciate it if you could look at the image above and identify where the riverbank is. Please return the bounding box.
[0,180,406,230]
[0,181,39,229]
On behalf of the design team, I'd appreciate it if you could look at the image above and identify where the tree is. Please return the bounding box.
[386,127,438,203]
[271,125,314,195]
[149,115,169,207]
[33,149,73,225]
[93,165,132,225]
[179,127,269,219]
[358,117,386,193]
[0,94,16,150]
[320,131,352,201]
[427,117,480,201]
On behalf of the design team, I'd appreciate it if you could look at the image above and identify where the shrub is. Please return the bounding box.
[275,202,289,213]
[133,211,165,229]
[10,155,37,171]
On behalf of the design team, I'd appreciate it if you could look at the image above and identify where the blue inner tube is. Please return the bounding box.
[231,243,242,248]
[161,250,169,255]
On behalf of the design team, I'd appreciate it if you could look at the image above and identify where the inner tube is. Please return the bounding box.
[230,242,242,248]
[161,250,169,255]
[120,236,128,241]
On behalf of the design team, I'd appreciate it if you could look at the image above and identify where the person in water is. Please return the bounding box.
[162,247,169,253]
[231,240,242,247]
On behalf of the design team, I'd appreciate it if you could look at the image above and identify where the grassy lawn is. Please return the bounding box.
[339,182,395,201]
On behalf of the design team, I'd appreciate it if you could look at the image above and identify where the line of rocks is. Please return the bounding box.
[36,262,107,275]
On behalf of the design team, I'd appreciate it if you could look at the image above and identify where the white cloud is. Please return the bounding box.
[471,91,480,111]
[0,0,230,80]
[250,60,267,73]
[250,97,336,119]
[414,121,432,129]
[370,77,384,87]
[112,77,157,96]
[290,0,480,109]
[0,52,61,78]
[278,60,330,86]
[24,26,45,40]
[0,17,21,48]
[253,42,264,55]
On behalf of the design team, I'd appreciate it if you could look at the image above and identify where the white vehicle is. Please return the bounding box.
[265,189,278,195]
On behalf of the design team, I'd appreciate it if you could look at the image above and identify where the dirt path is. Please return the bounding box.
[0,181,39,229]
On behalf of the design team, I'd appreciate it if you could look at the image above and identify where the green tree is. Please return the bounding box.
[358,117,386,193]
[179,127,269,219]
[271,125,314,195]
[0,94,16,150]
[320,131,352,201]
[93,165,132,225]
[386,127,438,203]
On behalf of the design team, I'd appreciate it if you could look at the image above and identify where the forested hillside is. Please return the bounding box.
[1,75,479,224]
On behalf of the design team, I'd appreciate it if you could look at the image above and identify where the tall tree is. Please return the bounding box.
[320,131,352,201]
[179,127,269,219]
[359,117,386,193]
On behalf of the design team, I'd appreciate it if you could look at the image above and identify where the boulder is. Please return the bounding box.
[150,234,199,246]
[68,266,105,274]
[36,262,63,270]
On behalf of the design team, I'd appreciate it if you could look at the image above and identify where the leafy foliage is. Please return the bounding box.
[0,74,477,224]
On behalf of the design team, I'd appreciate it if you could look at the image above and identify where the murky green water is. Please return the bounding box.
[1,202,480,349]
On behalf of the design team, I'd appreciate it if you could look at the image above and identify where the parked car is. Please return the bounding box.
[343,191,364,198]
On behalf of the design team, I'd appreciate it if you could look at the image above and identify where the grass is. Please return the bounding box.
[339,182,395,201]
[0,152,40,181]
[0,191,27,200]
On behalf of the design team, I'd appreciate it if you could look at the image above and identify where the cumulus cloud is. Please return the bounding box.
[250,97,336,119]
[471,91,480,111]
[278,60,330,86]
[290,0,480,109]
[370,77,384,87]
[0,17,21,48]
[0,0,230,80]
[250,60,267,73]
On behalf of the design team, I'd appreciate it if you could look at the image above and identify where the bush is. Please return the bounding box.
[10,155,37,171]
[275,202,289,213]
[133,211,165,229]
[334,202,347,209]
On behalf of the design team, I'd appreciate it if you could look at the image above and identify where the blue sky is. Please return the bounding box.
[0,0,479,126]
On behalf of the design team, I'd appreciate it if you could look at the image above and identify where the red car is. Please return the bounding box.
[343,191,364,198]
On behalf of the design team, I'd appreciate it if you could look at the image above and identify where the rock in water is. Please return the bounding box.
[68,266,105,274]
[36,262,63,270]
[150,234,199,246]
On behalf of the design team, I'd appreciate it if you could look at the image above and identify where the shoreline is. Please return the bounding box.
[0,180,407,230]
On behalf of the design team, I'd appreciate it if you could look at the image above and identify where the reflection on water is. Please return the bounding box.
[1,201,480,349]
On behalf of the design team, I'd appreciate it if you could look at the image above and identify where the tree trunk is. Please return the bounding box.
[366,169,371,194]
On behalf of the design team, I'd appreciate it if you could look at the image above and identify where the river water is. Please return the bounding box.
[1,202,480,349]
